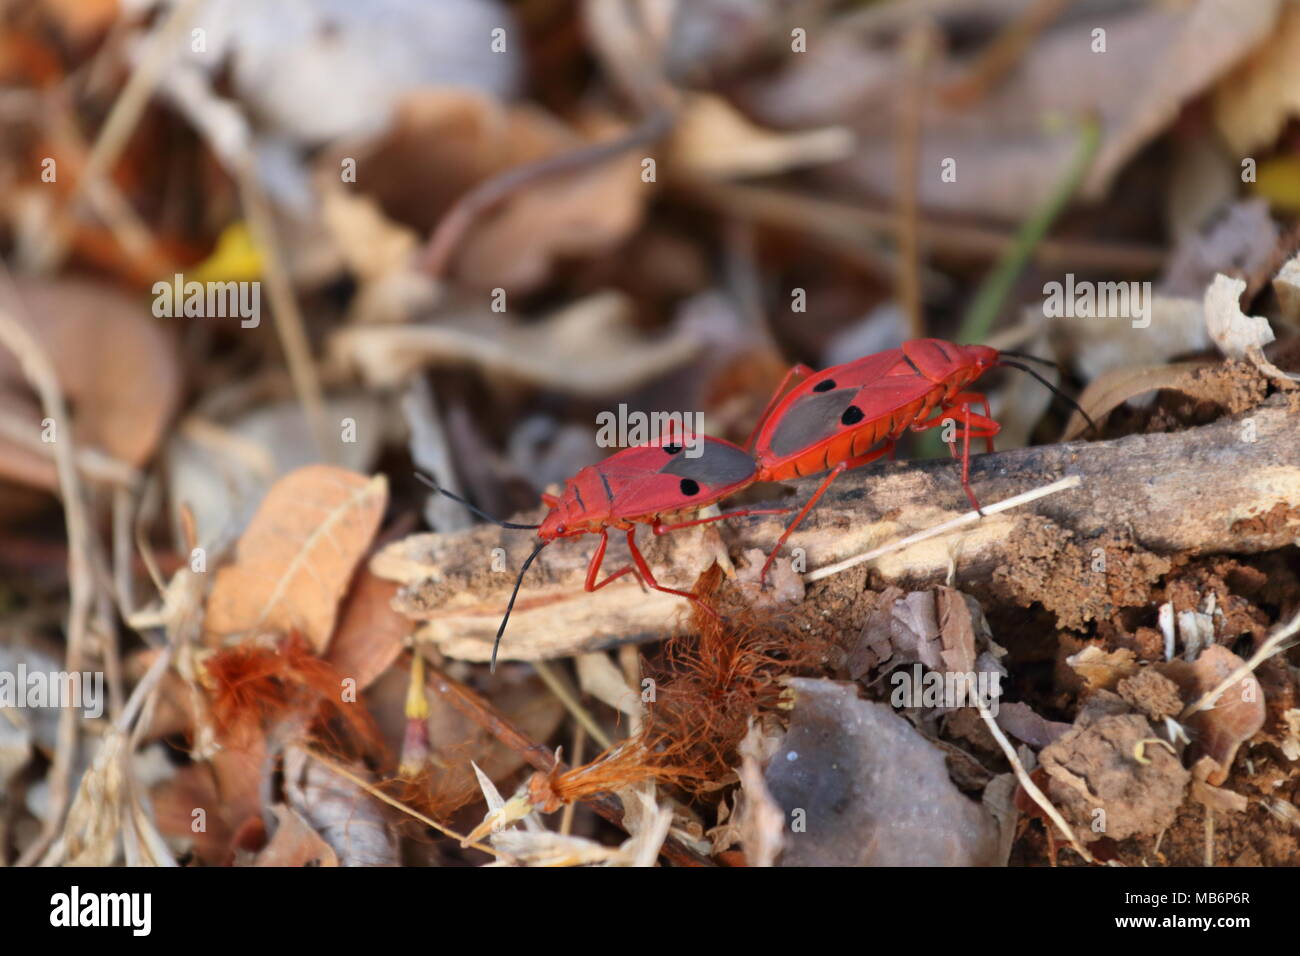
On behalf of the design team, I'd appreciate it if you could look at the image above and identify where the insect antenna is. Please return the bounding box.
[998,350,1060,369]
[491,539,549,672]
[415,472,541,530]
[999,360,1099,435]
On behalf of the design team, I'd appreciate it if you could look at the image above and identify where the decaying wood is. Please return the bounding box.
[372,400,1300,664]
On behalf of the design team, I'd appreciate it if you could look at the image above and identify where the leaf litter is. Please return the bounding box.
[2,0,1300,872]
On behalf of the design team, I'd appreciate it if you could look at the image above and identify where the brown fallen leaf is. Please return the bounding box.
[450,112,650,294]
[994,701,1072,750]
[283,745,398,866]
[1158,643,1266,785]
[1048,295,1207,385]
[669,92,853,180]
[794,0,1281,221]
[846,585,991,681]
[205,465,388,652]
[731,718,785,868]
[1212,1,1300,154]
[0,279,180,490]
[1062,361,1214,440]
[151,744,267,866]
[325,570,411,692]
[330,290,700,397]
[1065,645,1140,693]
[252,805,339,867]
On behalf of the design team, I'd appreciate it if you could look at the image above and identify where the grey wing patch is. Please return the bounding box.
[659,441,756,488]
[769,389,861,457]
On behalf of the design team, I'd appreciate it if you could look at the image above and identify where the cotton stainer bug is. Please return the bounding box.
[746,338,1094,583]
[420,432,785,671]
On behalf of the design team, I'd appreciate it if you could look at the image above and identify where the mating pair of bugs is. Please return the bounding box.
[427,338,1088,669]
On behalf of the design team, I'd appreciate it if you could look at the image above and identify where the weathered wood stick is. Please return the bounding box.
[371,400,1299,663]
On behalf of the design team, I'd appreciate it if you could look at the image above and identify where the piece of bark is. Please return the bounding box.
[372,400,1300,663]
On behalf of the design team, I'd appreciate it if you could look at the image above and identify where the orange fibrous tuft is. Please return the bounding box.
[203,630,385,760]
[529,564,828,806]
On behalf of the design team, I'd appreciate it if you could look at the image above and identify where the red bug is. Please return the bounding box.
[745,338,1092,582]
[422,431,784,670]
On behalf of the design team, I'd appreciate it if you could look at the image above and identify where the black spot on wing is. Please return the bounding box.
[659,441,756,488]
[679,478,700,496]
[812,379,836,392]
[841,405,865,426]
[768,389,860,457]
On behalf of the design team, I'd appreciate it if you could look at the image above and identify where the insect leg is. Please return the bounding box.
[932,397,999,514]
[758,441,895,585]
[585,528,645,592]
[625,527,719,616]
[949,390,998,452]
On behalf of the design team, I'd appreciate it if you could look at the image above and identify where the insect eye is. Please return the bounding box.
[841,405,865,426]
[813,379,836,392]
[663,444,683,455]
[679,478,700,496]
[555,524,566,533]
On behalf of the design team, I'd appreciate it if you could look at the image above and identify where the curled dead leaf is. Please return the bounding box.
[205,465,388,652]
[252,805,339,867]
[330,290,699,396]
[1061,361,1214,440]
[1158,643,1266,785]
[0,279,180,490]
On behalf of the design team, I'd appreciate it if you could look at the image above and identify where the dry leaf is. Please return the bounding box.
[733,719,785,867]
[1212,2,1300,153]
[846,586,991,681]
[1062,361,1215,439]
[325,570,410,691]
[39,0,120,44]
[205,466,388,652]
[0,279,180,490]
[283,746,398,866]
[1159,644,1266,785]
[452,114,649,293]
[1191,777,1249,814]
[167,0,519,147]
[804,0,1281,220]
[1066,645,1139,692]
[1048,295,1207,385]
[669,93,853,179]
[166,393,387,549]
[575,652,641,718]
[1204,273,1276,359]
[330,290,700,396]
[151,744,266,865]
[253,805,340,867]
[994,702,1072,750]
